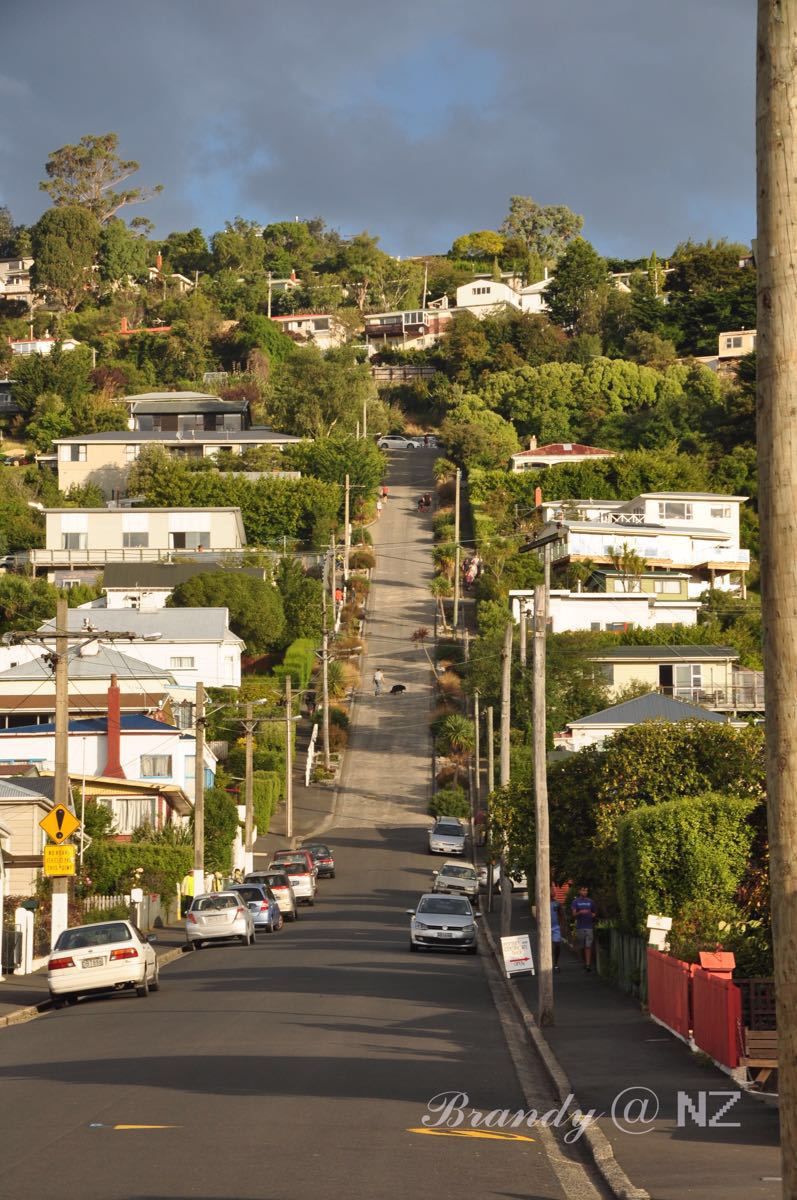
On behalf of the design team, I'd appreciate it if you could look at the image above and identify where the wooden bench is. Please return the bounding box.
[740,1029,778,1088]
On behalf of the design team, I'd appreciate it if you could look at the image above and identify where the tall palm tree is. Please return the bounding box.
[429,575,453,628]
[437,713,475,787]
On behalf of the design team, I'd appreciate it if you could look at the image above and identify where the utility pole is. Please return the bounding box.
[343,473,351,584]
[453,468,462,631]
[532,583,553,1025]
[486,703,495,914]
[285,675,294,842]
[321,551,331,771]
[421,260,429,312]
[757,6,797,1192]
[474,691,481,808]
[329,532,337,625]
[519,600,528,667]
[499,619,513,937]
[51,597,70,948]
[243,702,255,876]
[193,682,205,897]
[362,395,368,439]
[267,270,273,319]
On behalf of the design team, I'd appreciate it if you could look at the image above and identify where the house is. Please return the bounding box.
[527,492,750,598]
[553,692,737,753]
[269,313,349,351]
[454,277,524,318]
[52,425,303,498]
[518,276,552,314]
[510,438,616,473]
[509,587,700,634]
[8,335,80,356]
[38,607,245,691]
[719,329,756,359]
[0,701,216,806]
[0,644,177,729]
[0,257,34,308]
[587,644,765,713]
[31,507,246,574]
[363,307,453,353]
[0,779,56,895]
[99,561,267,611]
[125,391,251,432]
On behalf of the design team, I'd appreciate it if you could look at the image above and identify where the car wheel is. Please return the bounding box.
[409,941,418,952]
[136,974,150,998]
[66,994,79,1006]
[276,913,284,931]
[239,933,248,945]
[291,907,299,921]
[249,931,256,945]
[330,870,336,879]
[149,964,160,992]
[192,940,202,950]
[307,897,315,906]
[467,945,478,956]
[50,994,67,1009]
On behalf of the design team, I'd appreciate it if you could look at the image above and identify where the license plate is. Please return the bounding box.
[206,914,226,923]
[437,931,453,939]
[82,956,105,968]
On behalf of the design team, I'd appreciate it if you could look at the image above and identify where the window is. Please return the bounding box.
[597,663,614,684]
[59,444,86,462]
[61,532,86,550]
[726,336,743,349]
[653,578,682,594]
[657,501,693,521]
[710,506,731,519]
[169,656,195,669]
[102,796,157,835]
[472,286,491,296]
[170,531,211,550]
[674,664,702,698]
[606,622,630,631]
[125,444,140,463]
[123,532,149,548]
[140,754,172,778]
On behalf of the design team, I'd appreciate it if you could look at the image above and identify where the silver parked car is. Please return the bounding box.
[227,884,283,933]
[185,892,256,949]
[432,861,479,899]
[245,871,299,921]
[377,434,420,450]
[407,894,480,954]
[428,816,467,856]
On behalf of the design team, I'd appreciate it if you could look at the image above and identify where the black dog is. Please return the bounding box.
[390,684,407,695]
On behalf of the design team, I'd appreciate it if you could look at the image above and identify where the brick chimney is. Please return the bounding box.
[156,252,163,272]
[120,316,129,334]
[103,674,125,779]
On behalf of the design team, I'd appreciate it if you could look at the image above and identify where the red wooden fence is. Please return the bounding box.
[647,948,692,1040]
[692,968,743,1069]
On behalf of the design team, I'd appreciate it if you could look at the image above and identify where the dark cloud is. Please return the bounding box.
[1,0,755,257]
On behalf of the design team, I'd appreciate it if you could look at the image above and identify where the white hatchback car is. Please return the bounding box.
[269,859,316,905]
[48,919,159,1007]
[377,435,420,450]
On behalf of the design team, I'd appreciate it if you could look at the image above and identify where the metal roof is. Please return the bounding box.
[38,607,242,645]
[103,562,265,589]
[589,646,738,662]
[131,398,248,414]
[0,779,54,801]
[570,693,727,727]
[0,645,176,682]
[52,429,302,444]
[2,714,182,736]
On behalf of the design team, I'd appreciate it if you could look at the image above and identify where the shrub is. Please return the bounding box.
[273,637,317,692]
[329,706,350,731]
[437,669,463,698]
[429,787,470,819]
[352,527,373,546]
[82,902,130,924]
[328,723,348,752]
[84,842,192,900]
[252,770,282,833]
[616,792,758,935]
[349,548,375,570]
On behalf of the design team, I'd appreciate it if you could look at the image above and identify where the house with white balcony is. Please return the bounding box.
[31,507,246,575]
[528,492,750,598]
[0,257,34,308]
[37,608,245,691]
[586,645,764,714]
[9,335,81,356]
[363,307,453,352]
[509,587,700,634]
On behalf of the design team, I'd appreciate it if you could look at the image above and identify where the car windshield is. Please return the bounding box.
[305,845,330,856]
[56,922,132,950]
[441,866,477,880]
[436,821,463,834]
[277,862,308,875]
[417,897,472,916]
[193,895,239,912]
[263,874,288,885]
[231,887,265,903]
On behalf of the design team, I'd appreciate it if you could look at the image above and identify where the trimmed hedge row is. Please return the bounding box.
[274,637,317,692]
[84,842,192,900]
[253,770,282,834]
[616,792,758,934]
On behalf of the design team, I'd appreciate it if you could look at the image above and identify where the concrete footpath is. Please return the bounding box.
[484,901,781,1200]
[0,923,187,1026]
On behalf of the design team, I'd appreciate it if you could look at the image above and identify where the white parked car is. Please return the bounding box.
[432,861,479,900]
[185,891,256,949]
[428,816,467,856]
[48,919,159,1007]
[269,859,316,905]
[377,434,420,450]
[407,894,480,954]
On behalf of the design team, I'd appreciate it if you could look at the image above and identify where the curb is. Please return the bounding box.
[0,940,188,1030]
[480,919,650,1200]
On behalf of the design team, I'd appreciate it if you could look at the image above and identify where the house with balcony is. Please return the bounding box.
[9,335,81,356]
[509,438,616,473]
[31,507,246,576]
[53,425,303,498]
[126,391,250,432]
[527,492,750,598]
[269,313,349,351]
[586,644,765,714]
[553,693,741,753]
[0,257,34,308]
[509,587,700,634]
[363,307,453,353]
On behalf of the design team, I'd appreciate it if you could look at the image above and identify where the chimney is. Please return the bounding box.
[529,436,537,451]
[156,252,163,272]
[120,316,128,334]
[534,486,543,509]
[103,674,125,779]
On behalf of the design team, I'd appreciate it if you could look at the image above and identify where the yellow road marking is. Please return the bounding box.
[406,1126,535,1143]
[113,1124,178,1130]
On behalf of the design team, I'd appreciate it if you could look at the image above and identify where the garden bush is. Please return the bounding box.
[349,548,375,570]
[616,792,758,935]
[252,770,282,832]
[81,903,130,924]
[429,788,470,819]
[84,842,192,900]
[274,637,317,691]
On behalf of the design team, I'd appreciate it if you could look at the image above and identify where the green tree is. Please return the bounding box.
[274,558,323,642]
[211,217,266,276]
[168,572,286,654]
[98,219,150,287]
[201,785,240,874]
[39,132,162,225]
[450,230,506,260]
[545,238,609,332]
[268,346,376,439]
[160,228,212,275]
[282,435,384,508]
[500,196,583,262]
[30,205,102,310]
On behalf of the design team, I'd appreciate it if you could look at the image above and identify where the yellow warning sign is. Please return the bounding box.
[39,804,81,844]
[44,844,77,877]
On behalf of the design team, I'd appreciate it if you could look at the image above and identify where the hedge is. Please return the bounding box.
[429,787,470,820]
[84,842,192,900]
[274,637,317,692]
[252,770,282,833]
[616,792,758,934]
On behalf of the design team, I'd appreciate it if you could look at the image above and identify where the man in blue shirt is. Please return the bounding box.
[571,886,597,972]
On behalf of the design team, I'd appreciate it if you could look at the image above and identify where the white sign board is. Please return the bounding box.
[500,933,535,978]
[646,914,672,932]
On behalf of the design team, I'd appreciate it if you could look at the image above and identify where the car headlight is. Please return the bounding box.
[414,921,428,930]
[463,924,476,934]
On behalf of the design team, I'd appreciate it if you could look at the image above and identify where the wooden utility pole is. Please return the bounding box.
[757,5,797,1192]
[193,682,205,896]
[486,705,495,795]
[474,691,481,809]
[532,583,553,1025]
[519,600,528,667]
[362,395,368,439]
[285,675,294,842]
[329,532,337,623]
[321,551,331,771]
[243,702,255,876]
[51,597,70,948]
[453,469,461,630]
[343,473,351,583]
[499,619,513,936]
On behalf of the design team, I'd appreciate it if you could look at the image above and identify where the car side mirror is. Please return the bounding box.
[406,909,416,915]
[147,934,157,943]
[474,913,483,919]
[431,871,438,877]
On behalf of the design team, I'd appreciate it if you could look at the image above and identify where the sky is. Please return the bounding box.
[1,0,756,261]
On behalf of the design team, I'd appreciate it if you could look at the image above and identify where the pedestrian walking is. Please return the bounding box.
[571,885,597,972]
[373,668,384,697]
[180,871,195,917]
[381,486,389,501]
[550,887,565,972]
[376,499,383,519]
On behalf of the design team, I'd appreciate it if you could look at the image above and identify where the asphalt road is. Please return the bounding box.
[0,452,606,1200]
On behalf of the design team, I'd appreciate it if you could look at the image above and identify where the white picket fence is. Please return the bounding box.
[80,892,169,930]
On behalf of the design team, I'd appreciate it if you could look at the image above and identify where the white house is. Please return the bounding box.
[719,329,756,359]
[269,313,349,351]
[455,277,523,318]
[587,644,765,713]
[9,335,81,356]
[553,692,737,753]
[510,438,616,473]
[509,588,700,634]
[37,608,245,690]
[529,492,749,597]
[0,257,34,307]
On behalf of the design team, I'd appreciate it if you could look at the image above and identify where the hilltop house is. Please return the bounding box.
[509,586,700,634]
[269,313,349,351]
[126,392,251,433]
[586,644,765,714]
[363,306,453,353]
[509,438,616,473]
[553,692,741,753]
